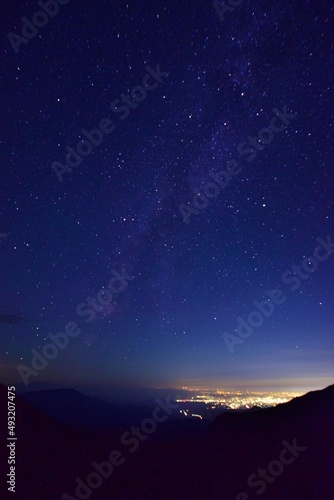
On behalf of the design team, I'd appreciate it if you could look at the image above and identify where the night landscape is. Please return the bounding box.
[1,1,334,499]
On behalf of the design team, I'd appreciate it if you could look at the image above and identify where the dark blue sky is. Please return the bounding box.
[1,0,333,393]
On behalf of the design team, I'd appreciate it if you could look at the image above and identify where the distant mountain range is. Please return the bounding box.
[20,388,150,429]
[0,384,333,499]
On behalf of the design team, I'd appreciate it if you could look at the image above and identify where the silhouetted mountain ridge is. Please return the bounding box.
[20,387,156,428]
[0,384,333,499]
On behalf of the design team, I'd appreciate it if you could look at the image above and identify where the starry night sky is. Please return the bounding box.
[1,0,333,393]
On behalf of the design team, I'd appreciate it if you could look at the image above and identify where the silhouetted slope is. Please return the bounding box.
[0,384,124,500]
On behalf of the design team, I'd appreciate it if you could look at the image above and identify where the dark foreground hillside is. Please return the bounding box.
[1,384,333,499]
